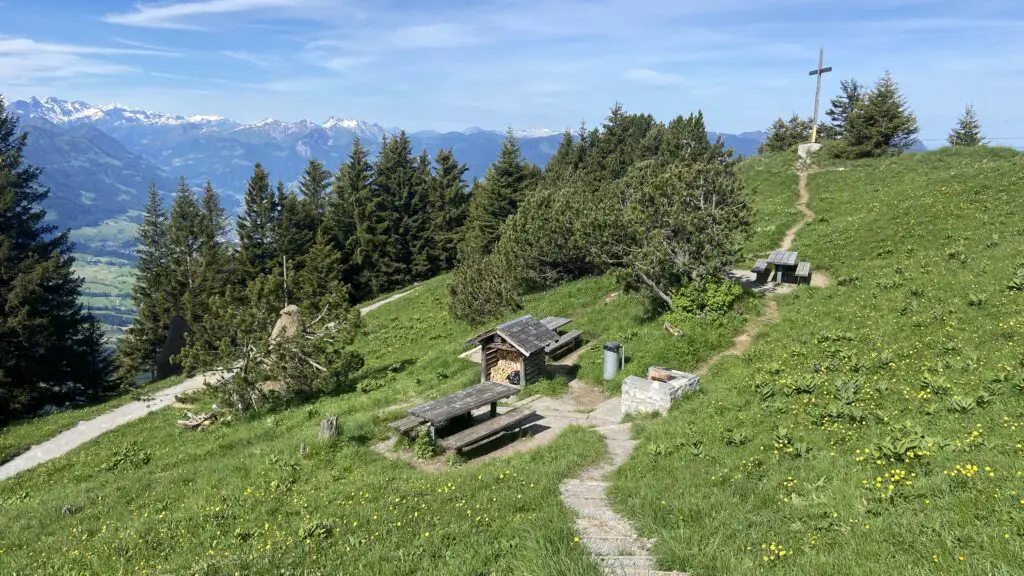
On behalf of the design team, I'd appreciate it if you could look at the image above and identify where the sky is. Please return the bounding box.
[2,0,1023,146]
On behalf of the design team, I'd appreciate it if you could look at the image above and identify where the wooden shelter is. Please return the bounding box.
[467,315,560,386]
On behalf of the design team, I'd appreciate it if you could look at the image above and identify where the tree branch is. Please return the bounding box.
[635,269,673,307]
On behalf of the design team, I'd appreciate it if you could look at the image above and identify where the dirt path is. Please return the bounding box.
[0,287,419,483]
[555,164,826,576]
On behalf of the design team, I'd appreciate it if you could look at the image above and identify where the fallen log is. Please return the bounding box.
[177,411,219,430]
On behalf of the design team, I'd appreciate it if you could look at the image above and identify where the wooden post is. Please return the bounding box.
[480,346,488,382]
[490,402,497,418]
[807,47,832,143]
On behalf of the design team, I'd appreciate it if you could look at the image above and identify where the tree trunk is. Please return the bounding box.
[319,415,338,441]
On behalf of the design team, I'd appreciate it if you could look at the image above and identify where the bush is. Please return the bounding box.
[668,279,743,321]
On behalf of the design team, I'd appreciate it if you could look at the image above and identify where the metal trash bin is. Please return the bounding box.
[603,341,624,380]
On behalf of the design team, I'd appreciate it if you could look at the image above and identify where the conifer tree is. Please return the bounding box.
[843,71,920,157]
[407,149,434,280]
[326,138,371,301]
[167,177,203,313]
[298,158,332,230]
[428,148,470,272]
[760,114,814,153]
[459,131,536,263]
[947,103,985,147]
[542,130,579,185]
[236,163,280,283]
[824,78,864,139]
[277,189,316,277]
[367,132,415,292]
[118,184,170,381]
[0,97,112,421]
[297,230,347,313]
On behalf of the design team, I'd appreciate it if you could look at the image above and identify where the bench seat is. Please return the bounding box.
[545,329,584,357]
[388,414,427,434]
[751,259,769,273]
[438,407,536,452]
[796,261,811,277]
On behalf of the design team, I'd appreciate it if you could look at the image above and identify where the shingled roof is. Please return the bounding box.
[468,314,560,355]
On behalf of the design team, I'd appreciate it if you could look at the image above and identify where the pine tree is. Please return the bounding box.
[843,71,920,157]
[277,189,316,278]
[0,96,112,421]
[326,139,372,302]
[459,131,536,263]
[118,184,171,381]
[296,230,347,313]
[167,177,204,313]
[824,78,864,139]
[236,163,280,283]
[367,132,415,292]
[428,148,470,272]
[542,130,579,185]
[407,149,434,280]
[947,103,985,147]
[760,114,813,153]
[298,158,331,230]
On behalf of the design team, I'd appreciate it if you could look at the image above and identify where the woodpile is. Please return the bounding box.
[489,349,521,384]
[176,411,218,430]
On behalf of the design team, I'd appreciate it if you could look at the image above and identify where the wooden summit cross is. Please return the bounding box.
[807,47,832,143]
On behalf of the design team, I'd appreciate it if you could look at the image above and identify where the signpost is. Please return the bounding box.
[807,47,832,143]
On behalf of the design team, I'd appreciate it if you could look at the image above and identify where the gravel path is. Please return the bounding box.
[0,287,419,482]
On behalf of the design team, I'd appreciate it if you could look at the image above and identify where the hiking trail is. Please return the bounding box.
[0,287,418,482]
[558,165,824,575]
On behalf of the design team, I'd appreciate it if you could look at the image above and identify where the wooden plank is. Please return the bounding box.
[388,415,426,434]
[438,407,536,451]
[545,329,583,355]
[767,250,798,267]
[407,382,518,424]
[751,259,768,273]
[796,262,811,277]
[540,316,572,331]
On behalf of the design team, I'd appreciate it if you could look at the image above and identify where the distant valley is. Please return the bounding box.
[10,96,767,333]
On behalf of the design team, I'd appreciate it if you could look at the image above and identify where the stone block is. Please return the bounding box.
[621,369,700,416]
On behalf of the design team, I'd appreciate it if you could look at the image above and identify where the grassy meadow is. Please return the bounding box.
[0,266,745,573]
[611,146,1024,574]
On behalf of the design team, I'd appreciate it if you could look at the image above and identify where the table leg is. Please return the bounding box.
[430,425,436,442]
[490,402,497,417]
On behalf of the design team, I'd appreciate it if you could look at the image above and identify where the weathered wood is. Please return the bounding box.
[545,329,584,357]
[318,415,338,440]
[647,366,676,382]
[389,414,427,434]
[767,250,798,267]
[796,261,811,277]
[438,407,536,451]
[751,259,769,273]
[540,316,572,331]
[407,382,518,424]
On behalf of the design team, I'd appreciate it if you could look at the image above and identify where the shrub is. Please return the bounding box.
[668,279,743,321]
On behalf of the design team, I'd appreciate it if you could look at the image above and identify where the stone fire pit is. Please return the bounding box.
[621,366,700,416]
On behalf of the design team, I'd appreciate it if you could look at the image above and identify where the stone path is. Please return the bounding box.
[557,164,827,575]
[0,287,419,483]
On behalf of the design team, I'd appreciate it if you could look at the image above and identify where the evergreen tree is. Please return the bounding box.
[298,158,332,230]
[166,177,203,313]
[947,103,985,147]
[407,149,434,280]
[326,139,371,301]
[842,71,920,157]
[428,148,470,272]
[824,78,864,139]
[459,131,536,263]
[760,114,814,153]
[117,184,170,381]
[296,230,347,313]
[367,132,416,292]
[542,130,579,185]
[277,189,316,281]
[236,163,280,283]
[0,97,112,421]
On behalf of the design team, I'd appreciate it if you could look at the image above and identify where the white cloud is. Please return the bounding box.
[0,37,175,84]
[222,50,277,67]
[623,68,685,87]
[103,0,307,30]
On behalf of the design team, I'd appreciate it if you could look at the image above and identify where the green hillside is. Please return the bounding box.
[613,146,1024,574]
[1,147,1022,574]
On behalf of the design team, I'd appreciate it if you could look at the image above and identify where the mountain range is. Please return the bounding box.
[9,96,766,259]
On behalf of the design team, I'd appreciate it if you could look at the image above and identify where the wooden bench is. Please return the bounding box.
[795,261,812,284]
[540,316,572,331]
[388,414,427,435]
[752,259,771,283]
[545,329,584,358]
[438,406,536,452]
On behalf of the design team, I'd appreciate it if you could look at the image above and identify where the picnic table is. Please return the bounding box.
[406,381,519,440]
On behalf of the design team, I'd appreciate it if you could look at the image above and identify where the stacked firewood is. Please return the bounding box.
[489,349,521,384]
